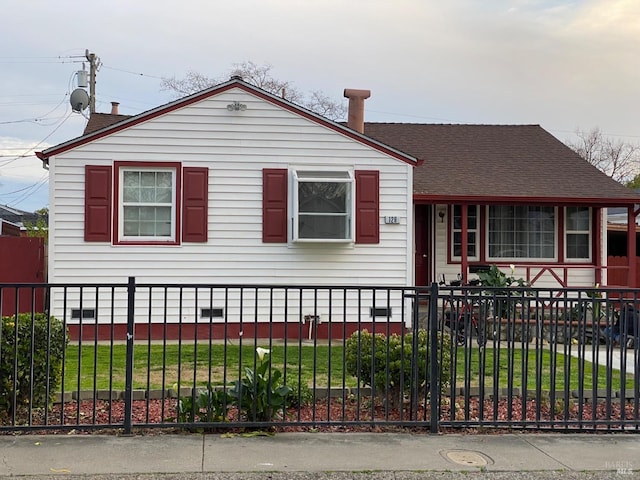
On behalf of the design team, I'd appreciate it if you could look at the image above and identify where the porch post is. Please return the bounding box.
[594,207,602,286]
[461,204,468,282]
[628,206,636,287]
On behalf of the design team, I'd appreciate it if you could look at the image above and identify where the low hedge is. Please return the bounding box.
[0,313,67,417]
[345,329,451,407]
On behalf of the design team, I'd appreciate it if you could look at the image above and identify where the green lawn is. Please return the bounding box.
[62,343,349,391]
[452,346,637,392]
[61,342,636,394]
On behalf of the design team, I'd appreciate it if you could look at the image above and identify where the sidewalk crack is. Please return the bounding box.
[518,434,574,471]
[201,433,205,472]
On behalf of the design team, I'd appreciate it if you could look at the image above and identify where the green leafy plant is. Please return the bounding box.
[478,264,529,319]
[177,385,231,423]
[477,264,528,289]
[285,379,314,408]
[0,313,67,417]
[229,347,291,422]
[345,329,451,408]
[23,210,49,241]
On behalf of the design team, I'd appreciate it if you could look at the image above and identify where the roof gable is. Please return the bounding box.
[36,79,419,167]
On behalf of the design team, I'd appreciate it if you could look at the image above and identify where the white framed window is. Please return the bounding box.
[452,205,479,260]
[487,206,556,260]
[292,170,354,242]
[118,166,177,242]
[565,206,591,260]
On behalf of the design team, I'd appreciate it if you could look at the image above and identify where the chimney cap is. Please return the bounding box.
[344,88,371,99]
[110,101,120,115]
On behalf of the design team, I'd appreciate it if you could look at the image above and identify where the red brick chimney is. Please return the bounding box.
[110,102,120,115]
[343,89,371,134]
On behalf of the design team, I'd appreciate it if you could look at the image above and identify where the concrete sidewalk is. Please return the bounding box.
[1,432,639,479]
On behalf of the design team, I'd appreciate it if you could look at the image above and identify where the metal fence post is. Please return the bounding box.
[123,276,135,435]
[429,281,440,434]
[410,288,420,418]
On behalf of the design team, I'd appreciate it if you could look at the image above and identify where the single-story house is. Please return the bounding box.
[36,77,640,337]
[36,80,421,335]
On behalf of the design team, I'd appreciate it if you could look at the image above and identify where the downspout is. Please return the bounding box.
[594,207,603,286]
[461,204,468,282]
[628,206,636,287]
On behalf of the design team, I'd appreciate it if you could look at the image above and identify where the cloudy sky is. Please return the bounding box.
[1,0,639,211]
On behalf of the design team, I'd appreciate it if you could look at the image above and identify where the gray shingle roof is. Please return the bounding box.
[364,123,640,204]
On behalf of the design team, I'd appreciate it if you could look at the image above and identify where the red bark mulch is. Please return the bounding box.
[2,395,639,435]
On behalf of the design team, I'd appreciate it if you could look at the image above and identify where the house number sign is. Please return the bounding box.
[384,216,400,224]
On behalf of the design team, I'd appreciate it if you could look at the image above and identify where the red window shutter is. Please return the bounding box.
[182,167,209,242]
[84,165,112,242]
[355,170,379,244]
[263,169,288,243]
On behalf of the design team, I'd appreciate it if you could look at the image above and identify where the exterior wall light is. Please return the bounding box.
[227,101,247,111]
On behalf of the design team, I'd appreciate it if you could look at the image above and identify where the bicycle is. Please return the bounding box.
[439,274,488,346]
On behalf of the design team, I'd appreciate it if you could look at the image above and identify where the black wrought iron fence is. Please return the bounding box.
[1,279,639,434]
[438,284,640,431]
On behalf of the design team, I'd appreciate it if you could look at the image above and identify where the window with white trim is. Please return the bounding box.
[488,206,555,259]
[119,167,177,242]
[565,206,591,260]
[292,170,354,242]
[452,205,479,260]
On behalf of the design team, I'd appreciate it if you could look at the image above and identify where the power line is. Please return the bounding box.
[0,110,74,168]
[0,115,69,126]
[0,177,47,196]
[0,70,78,126]
[2,174,49,208]
[0,153,35,159]
[102,64,164,80]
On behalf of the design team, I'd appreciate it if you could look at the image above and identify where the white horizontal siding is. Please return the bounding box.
[50,284,412,327]
[49,87,413,320]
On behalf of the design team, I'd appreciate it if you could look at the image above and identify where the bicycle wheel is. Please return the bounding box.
[455,313,470,346]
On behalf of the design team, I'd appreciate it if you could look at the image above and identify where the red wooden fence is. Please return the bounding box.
[0,236,46,316]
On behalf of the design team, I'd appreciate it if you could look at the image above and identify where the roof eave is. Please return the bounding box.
[36,79,420,167]
[413,194,640,206]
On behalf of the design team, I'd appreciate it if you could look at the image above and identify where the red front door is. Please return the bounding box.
[414,205,432,286]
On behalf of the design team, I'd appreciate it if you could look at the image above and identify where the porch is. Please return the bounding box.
[415,203,640,289]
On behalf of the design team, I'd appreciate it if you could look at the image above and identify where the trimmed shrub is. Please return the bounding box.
[345,329,451,407]
[0,313,67,417]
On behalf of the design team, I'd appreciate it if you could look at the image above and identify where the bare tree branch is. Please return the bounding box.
[566,127,640,183]
[160,62,345,121]
[305,90,347,121]
[160,70,220,97]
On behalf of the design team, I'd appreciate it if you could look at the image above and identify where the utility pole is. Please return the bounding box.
[85,50,100,114]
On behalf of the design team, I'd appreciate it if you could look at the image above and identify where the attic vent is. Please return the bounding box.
[370,307,392,318]
[201,307,224,319]
[71,308,96,319]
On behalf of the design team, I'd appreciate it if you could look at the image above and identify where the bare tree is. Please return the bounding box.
[160,70,219,97]
[567,128,640,183]
[160,62,346,121]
